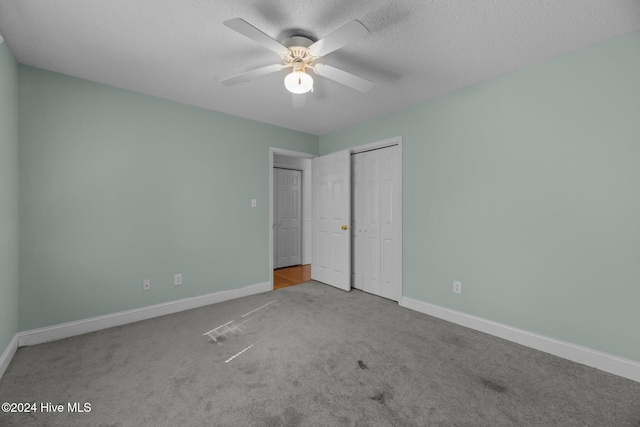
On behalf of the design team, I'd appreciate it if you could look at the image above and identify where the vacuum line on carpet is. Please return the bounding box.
[241,300,276,318]
[225,344,255,363]
[225,317,296,363]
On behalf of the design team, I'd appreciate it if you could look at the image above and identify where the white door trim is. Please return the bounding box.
[269,147,317,290]
[349,136,401,154]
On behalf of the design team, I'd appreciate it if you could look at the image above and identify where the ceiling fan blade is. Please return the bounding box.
[224,18,289,56]
[292,94,307,108]
[220,64,285,86]
[313,63,373,93]
[308,20,369,58]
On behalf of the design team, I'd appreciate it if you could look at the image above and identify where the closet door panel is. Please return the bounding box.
[380,146,399,301]
[363,150,381,296]
[351,154,364,290]
[352,144,400,301]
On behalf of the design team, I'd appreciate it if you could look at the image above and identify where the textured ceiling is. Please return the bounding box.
[1,1,639,135]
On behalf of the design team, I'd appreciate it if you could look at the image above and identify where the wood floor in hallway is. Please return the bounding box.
[273,264,311,290]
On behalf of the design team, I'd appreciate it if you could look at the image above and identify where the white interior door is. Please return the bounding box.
[312,150,351,291]
[353,145,401,302]
[378,145,400,301]
[363,149,382,296]
[274,168,302,268]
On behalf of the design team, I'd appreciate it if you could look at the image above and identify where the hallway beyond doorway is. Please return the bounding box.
[274,264,311,290]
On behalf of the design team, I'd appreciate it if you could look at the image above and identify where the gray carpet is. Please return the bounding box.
[1,281,639,426]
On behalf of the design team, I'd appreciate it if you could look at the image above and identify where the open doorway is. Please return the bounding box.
[269,137,402,300]
[269,148,316,290]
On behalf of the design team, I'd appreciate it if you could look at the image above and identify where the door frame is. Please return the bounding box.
[268,136,402,300]
[269,147,317,290]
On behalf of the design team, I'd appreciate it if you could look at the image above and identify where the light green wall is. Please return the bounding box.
[11,29,640,363]
[0,42,19,352]
[320,30,640,362]
[18,66,317,331]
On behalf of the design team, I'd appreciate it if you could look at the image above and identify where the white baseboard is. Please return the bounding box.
[400,296,640,384]
[0,334,18,379]
[18,282,271,347]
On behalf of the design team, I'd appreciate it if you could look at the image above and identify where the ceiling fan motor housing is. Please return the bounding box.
[281,36,316,70]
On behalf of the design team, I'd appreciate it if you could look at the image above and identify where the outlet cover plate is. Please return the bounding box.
[453,281,462,294]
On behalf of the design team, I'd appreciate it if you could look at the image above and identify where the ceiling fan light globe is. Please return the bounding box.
[284,71,313,94]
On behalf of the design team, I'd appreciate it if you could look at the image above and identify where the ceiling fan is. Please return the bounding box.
[220,18,374,107]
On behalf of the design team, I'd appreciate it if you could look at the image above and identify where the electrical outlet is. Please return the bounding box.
[174,273,183,286]
[143,279,151,292]
[251,199,257,208]
[453,281,462,294]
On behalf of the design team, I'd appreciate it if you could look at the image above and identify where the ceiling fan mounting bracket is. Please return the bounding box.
[280,36,317,70]
[282,35,314,49]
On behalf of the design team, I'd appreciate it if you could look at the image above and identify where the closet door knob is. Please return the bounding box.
[341,224,348,230]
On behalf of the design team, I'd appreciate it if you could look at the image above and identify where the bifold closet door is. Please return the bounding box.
[351,154,364,290]
[378,146,399,301]
[362,150,382,296]
[353,145,400,301]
